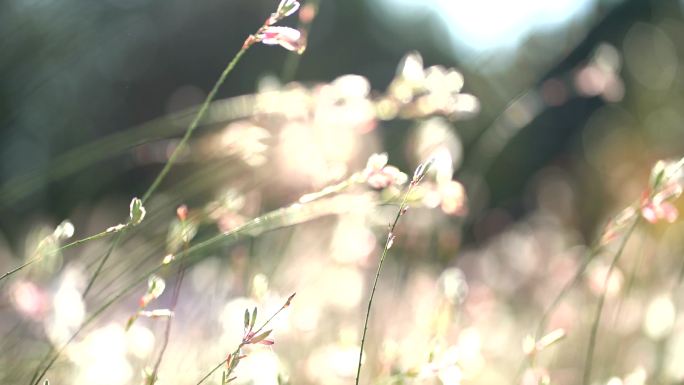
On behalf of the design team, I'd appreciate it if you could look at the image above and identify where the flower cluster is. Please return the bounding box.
[601,157,684,245]
[243,0,306,54]
[378,52,480,120]
[640,159,683,224]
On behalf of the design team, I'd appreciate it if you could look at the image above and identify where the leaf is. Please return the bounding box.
[244,309,250,329]
[53,220,75,240]
[285,292,296,307]
[412,158,434,184]
[250,329,272,344]
[229,352,240,370]
[250,307,258,330]
[125,314,138,331]
[129,197,146,226]
[147,275,165,299]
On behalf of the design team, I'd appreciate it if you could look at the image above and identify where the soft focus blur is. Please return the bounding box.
[3,0,684,385]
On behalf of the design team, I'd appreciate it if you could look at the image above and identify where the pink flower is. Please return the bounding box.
[258,26,306,53]
[641,188,679,224]
[362,153,408,189]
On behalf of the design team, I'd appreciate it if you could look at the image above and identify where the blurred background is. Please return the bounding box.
[2,0,684,384]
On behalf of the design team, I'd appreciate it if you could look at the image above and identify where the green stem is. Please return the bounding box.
[148,242,189,384]
[28,186,375,385]
[81,29,256,300]
[141,47,248,204]
[3,32,250,289]
[582,217,639,385]
[512,214,640,385]
[82,231,125,298]
[355,185,415,385]
[0,229,113,284]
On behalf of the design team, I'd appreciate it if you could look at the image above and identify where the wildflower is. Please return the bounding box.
[641,186,679,224]
[386,52,479,119]
[362,153,408,189]
[258,26,306,53]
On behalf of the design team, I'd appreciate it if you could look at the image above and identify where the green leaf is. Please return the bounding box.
[129,197,146,225]
[250,307,258,330]
[244,309,250,329]
[250,329,272,344]
[229,353,240,370]
[125,314,138,331]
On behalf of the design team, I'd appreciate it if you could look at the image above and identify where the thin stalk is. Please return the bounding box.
[28,7,300,383]
[534,249,599,340]
[512,215,639,385]
[147,239,189,384]
[140,48,247,204]
[82,232,125,298]
[355,183,417,385]
[79,24,261,299]
[28,184,375,385]
[4,24,253,289]
[0,229,113,283]
[582,217,639,385]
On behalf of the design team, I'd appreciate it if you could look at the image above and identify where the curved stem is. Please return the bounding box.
[582,217,639,385]
[29,187,374,385]
[147,254,187,384]
[355,185,415,385]
[0,229,113,284]
[140,48,248,204]
[2,33,250,289]
[82,232,125,298]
